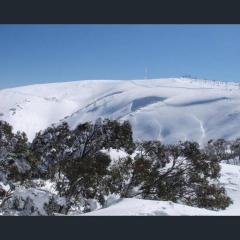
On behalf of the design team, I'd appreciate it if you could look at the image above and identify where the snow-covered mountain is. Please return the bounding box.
[1,77,240,144]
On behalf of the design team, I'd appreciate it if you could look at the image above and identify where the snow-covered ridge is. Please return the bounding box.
[1,77,240,143]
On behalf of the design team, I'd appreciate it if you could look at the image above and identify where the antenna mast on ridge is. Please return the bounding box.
[145,67,148,80]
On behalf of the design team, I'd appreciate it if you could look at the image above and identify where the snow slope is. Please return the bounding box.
[1,78,240,144]
[82,198,215,216]
[81,163,240,216]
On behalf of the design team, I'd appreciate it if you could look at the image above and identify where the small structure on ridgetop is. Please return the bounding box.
[144,67,148,80]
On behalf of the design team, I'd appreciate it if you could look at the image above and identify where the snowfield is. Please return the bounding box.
[1,77,240,144]
[82,198,216,216]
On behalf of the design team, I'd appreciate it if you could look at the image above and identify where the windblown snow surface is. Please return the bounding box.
[1,77,240,145]
[1,78,240,215]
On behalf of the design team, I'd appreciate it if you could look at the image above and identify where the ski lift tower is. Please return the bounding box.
[144,67,148,80]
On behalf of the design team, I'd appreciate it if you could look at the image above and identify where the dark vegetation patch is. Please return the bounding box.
[0,119,236,215]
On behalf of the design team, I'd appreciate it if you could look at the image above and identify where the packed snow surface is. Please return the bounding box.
[1,78,240,143]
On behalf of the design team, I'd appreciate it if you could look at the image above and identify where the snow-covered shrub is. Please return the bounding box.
[203,138,240,166]
[0,121,33,183]
[30,119,135,210]
[31,119,135,178]
[0,120,234,214]
[101,119,135,154]
[0,181,70,216]
[0,187,52,216]
[60,151,111,206]
[31,122,73,178]
[107,141,232,210]
[44,195,68,215]
[177,141,232,209]
[106,156,136,197]
[204,139,231,162]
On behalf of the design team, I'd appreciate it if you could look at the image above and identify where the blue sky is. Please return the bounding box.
[1,24,240,88]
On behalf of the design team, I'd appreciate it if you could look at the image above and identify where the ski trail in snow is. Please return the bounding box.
[191,115,205,146]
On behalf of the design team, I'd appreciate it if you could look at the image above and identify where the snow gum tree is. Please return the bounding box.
[108,140,232,210]
[31,122,75,179]
[0,119,234,214]
[30,119,135,211]
[0,121,32,183]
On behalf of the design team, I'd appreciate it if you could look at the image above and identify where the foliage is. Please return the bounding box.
[0,119,234,214]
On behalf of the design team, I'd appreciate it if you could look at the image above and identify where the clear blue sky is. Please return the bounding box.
[1,24,240,89]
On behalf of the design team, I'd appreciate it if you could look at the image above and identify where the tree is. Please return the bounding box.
[31,122,73,178]
[0,121,32,183]
[113,140,232,210]
[61,151,111,206]
[204,139,231,162]
[0,119,232,214]
[102,119,135,154]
